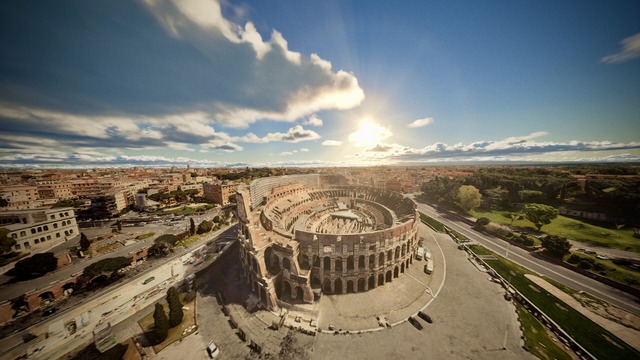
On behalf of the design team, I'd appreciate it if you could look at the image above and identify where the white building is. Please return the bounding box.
[0,208,79,253]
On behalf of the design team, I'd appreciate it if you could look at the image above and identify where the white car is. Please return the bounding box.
[207,341,220,358]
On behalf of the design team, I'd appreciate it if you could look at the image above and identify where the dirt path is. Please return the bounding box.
[525,274,640,352]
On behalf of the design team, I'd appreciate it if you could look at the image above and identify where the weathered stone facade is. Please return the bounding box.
[235,175,419,311]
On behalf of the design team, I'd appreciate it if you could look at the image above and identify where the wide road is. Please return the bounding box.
[409,196,640,316]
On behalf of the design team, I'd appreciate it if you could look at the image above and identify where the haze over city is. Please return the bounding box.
[1,0,639,168]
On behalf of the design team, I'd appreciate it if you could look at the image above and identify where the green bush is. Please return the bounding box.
[11,252,58,279]
[567,254,581,264]
[197,220,213,234]
[83,256,131,278]
[155,234,179,246]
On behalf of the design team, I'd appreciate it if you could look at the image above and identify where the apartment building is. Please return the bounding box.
[0,208,78,253]
[203,182,238,206]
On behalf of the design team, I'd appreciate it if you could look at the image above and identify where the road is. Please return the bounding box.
[0,210,222,303]
[0,223,237,360]
[409,196,640,316]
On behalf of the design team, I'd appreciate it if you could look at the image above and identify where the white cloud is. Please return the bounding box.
[279,151,294,156]
[299,148,309,152]
[407,117,433,128]
[235,125,320,143]
[143,0,364,128]
[602,32,640,63]
[303,114,324,127]
[322,140,343,146]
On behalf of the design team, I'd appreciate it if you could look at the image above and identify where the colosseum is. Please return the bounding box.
[235,174,420,311]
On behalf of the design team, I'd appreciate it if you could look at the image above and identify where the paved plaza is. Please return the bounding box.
[104,222,534,359]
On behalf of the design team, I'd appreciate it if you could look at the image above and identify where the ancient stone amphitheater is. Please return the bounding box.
[235,174,420,311]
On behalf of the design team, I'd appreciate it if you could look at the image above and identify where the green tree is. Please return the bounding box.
[153,303,169,343]
[457,185,482,212]
[83,256,131,278]
[166,286,184,328]
[0,228,16,254]
[80,233,91,251]
[0,198,8,207]
[540,235,571,258]
[197,220,213,234]
[475,217,490,227]
[523,203,559,231]
[189,217,195,236]
[12,252,58,279]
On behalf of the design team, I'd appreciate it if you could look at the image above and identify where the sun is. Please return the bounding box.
[348,118,393,147]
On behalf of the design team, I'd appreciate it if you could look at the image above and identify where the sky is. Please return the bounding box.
[0,0,639,168]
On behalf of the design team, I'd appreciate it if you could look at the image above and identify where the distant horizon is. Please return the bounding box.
[1,1,639,168]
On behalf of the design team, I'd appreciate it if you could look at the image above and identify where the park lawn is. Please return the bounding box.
[515,302,573,360]
[468,245,639,360]
[471,210,639,252]
[565,251,640,289]
[138,295,197,353]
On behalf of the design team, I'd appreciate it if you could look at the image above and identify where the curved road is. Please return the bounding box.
[410,196,640,316]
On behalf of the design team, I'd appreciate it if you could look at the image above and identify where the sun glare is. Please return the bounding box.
[348,118,393,147]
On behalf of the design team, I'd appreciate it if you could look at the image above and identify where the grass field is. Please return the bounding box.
[468,244,639,359]
[515,302,573,360]
[471,210,639,252]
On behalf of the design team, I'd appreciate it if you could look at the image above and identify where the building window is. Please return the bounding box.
[53,223,58,229]
[69,229,73,234]
[43,225,49,231]
[56,233,60,238]
[37,227,42,233]
[20,231,26,237]
[23,242,30,249]
[14,244,21,250]
[34,239,40,244]
[31,229,36,234]
[47,235,51,240]
[50,215,56,220]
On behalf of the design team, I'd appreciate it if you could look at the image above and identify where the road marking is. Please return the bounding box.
[417,204,640,314]
[419,230,446,312]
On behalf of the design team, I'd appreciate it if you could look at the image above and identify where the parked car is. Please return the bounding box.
[207,341,220,358]
[408,316,423,330]
[43,306,57,316]
[417,311,433,323]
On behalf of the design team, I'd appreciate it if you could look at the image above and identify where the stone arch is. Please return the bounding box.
[311,277,322,289]
[395,246,400,260]
[264,244,274,268]
[62,282,75,296]
[369,254,375,268]
[378,273,384,286]
[335,257,343,272]
[394,266,399,278]
[385,270,392,282]
[358,255,365,269]
[323,256,331,270]
[378,252,384,266]
[387,249,393,262]
[347,255,354,270]
[401,262,405,273]
[334,278,343,294]
[368,275,376,289]
[271,254,281,273]
[358,278,365,292]
[282,257,291,272]
[401,243,406,256]
[313,255,320,268]
[299,254,310,270]
[295,286,304,300]
[323,278,332,294]
[346,280,354,293]
[283,281,292,299]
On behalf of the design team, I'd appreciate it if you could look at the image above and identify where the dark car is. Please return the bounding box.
[408,316,423,330]
[43,306,57,316]
[417,311,432,323]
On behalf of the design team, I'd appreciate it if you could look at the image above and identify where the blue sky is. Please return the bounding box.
[1,0,639,168]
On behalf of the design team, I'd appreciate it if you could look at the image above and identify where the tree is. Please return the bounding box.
[475,217,490,228]
[80,233,91,251]
[166,286,183,328]
[83,256,131,278]
[508,213,523,226]
[147,242,171,258]
[189,217,195,236]
[523,203,559,231]
[155,234,179,246]
[457,185,482,212]
[12,253,58,279]
[540,235,571,258]
[197,220,213,234]
[153,303,169,343]
[0,198,8,207]
[0,228,16,254]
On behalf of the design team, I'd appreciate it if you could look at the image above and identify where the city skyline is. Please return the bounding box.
[1,0,639,168]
